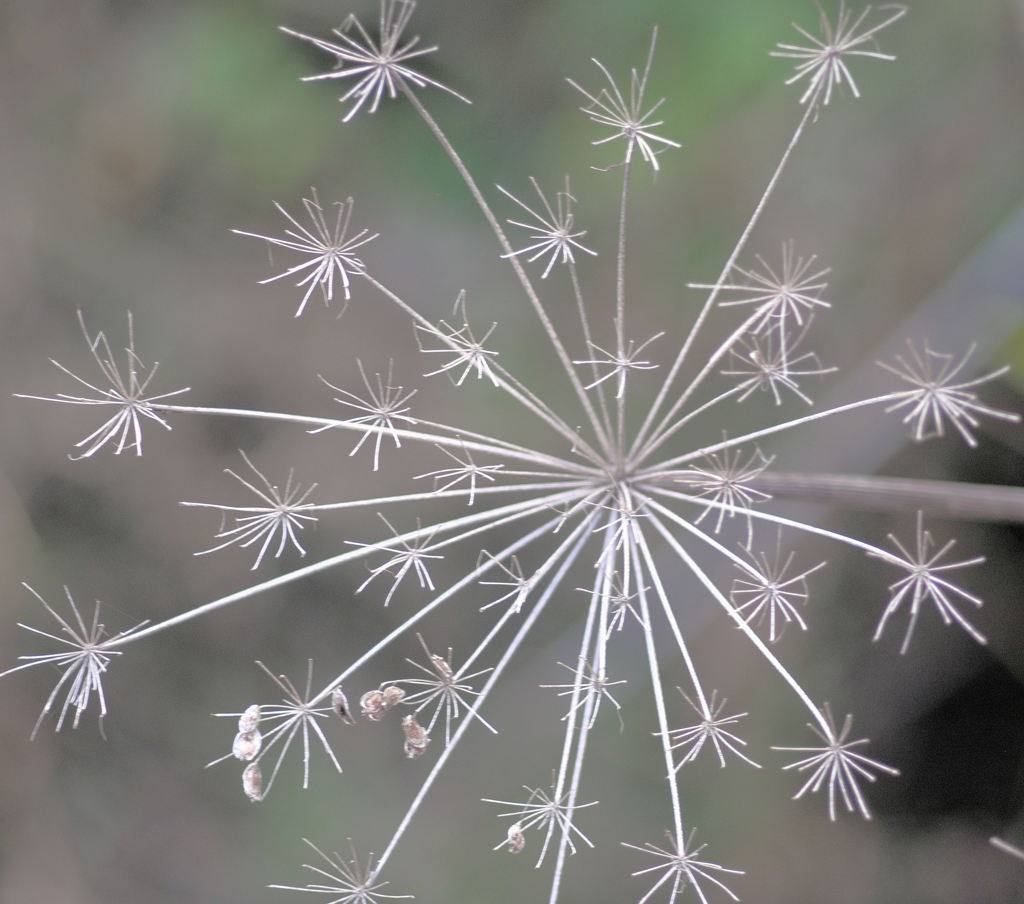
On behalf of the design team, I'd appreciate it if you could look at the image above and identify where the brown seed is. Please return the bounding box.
[232,729,262,761]
[237,703,261,734]
[331,686,357,724]
[380,684,406,709]
[401,713,430,758]
[506,822,525,854]
[242,762,263,802]
[360,688,386,721]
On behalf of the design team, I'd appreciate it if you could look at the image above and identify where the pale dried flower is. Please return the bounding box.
[14,311,188,459]
[773,703,900,820]
[234,189,378,317]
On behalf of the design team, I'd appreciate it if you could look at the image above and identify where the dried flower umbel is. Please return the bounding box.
[6,2,1024,902]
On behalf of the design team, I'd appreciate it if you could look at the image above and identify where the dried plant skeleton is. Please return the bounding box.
[7,2,1023,902]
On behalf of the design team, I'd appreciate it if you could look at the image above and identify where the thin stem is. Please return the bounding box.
[362,272,605,464]
[631,305,776,464]
[634,526,708,717]
[641,485,897,565]
[547,547,603,897]
[633,99,819,458]
[153,401,594,475]
[645,506,829,737]
[106,487,589,650]
[183,479,591,517]
[614,156,633,460]
[372,514,596,876]
[635,546,685,849]
[399,85,613,458]
[569,261,614,444]
[639,392,901,474]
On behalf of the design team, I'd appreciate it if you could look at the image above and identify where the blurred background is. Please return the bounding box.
[1,1,1024,902]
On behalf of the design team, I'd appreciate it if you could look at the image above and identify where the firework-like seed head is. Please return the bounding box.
[567,27,681,171]
[498,176,598,278]
[484,784,598,868]
[690,242,831,352]
[674,445,774,549]
[664,688,761,771]
[233,190,378,317]
[879,341,1020,447]
[416,290,501,386]
[600,571,648,637]
[349,514,443,607]
[773,702,899,821]
[1,584,147,740]
[15,310,188,459]
[721,317,836,406]
[771,2,908,109]
[317,359,417,471]
[622,830,744,904]
[281,0,470,122]
[541,659,627,732]
[270,837,413,903]
[574,332,664,400]
[183,451,319,571]
[395,633,496,746]
[12,3,1024,902]
[477,552,533,614]
[730,537,826,643]
[870,511,987,654]
[415,443,504,506]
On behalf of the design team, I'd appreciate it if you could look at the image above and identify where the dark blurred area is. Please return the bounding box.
[1,1,1024,902]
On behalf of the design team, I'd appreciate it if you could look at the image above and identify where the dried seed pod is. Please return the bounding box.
[402,713,430,759]
[360,684,405,721]
[380,684,406,709]
[360,688,386,721]
[242,762,262,802]
[506,822,525,854]
[331,686,357,724]
[237,703,261,733]
[403,737,428,761]
[232,729,262,761]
